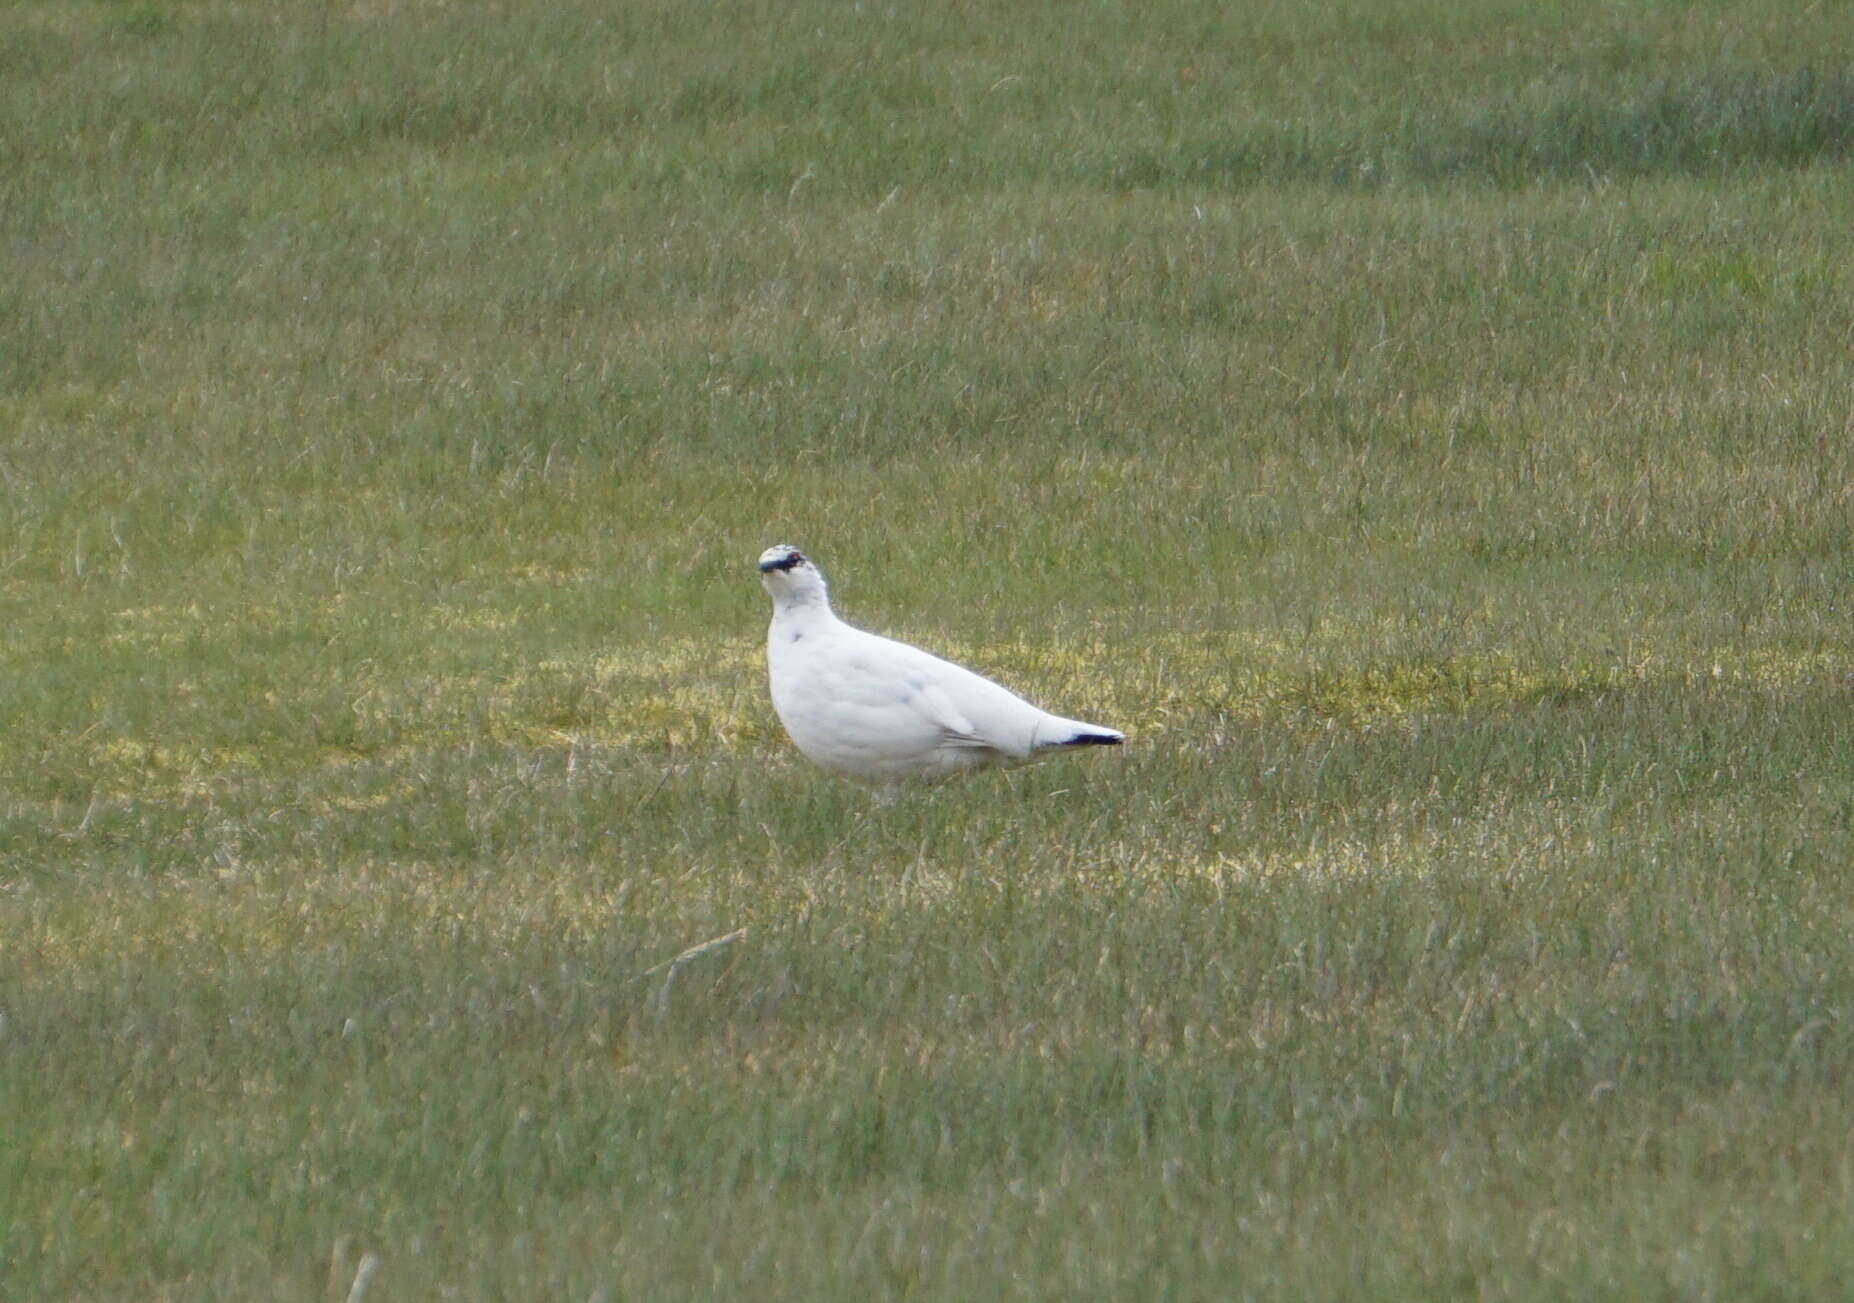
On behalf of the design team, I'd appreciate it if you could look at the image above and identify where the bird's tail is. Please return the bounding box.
[1034,717,1125,750]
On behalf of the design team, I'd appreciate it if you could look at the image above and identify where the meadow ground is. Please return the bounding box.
[6,0,1854,1296]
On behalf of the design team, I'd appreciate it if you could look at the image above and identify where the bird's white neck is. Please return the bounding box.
[768,578,836,629]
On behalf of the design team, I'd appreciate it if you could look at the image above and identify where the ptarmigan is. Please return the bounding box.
[758,544,1124,782]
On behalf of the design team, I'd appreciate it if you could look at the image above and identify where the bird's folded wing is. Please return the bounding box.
[907,680,998,751]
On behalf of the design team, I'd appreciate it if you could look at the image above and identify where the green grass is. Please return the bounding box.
[7,0,1854,1296]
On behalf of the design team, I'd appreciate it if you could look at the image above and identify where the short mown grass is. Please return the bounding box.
[6,0,1854,1296]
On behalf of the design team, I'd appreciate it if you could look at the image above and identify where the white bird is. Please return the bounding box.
[757,544,1124,782]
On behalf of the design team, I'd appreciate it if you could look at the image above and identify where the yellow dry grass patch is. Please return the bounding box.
[59,616,1854,810]
[946,629,1854,731]
[421,604,524,634]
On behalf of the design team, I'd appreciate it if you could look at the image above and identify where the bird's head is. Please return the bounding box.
[758,544,827,605]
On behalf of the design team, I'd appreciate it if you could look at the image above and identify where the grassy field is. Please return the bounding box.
[7,0,1854,1296]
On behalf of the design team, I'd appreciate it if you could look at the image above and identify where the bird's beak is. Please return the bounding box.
[758,558,782,573]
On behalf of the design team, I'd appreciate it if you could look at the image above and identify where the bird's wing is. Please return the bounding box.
[767,628,992,771]
[907,679,995,750]
[831,631,1012,752]
[857,633,1047,758]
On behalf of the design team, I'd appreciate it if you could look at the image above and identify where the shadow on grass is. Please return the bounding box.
[1100,68,1854,190]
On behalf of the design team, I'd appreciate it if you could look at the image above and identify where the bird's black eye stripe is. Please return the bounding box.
[760,551,805,573]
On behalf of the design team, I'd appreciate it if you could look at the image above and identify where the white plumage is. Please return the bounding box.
[757,544,1124,782]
